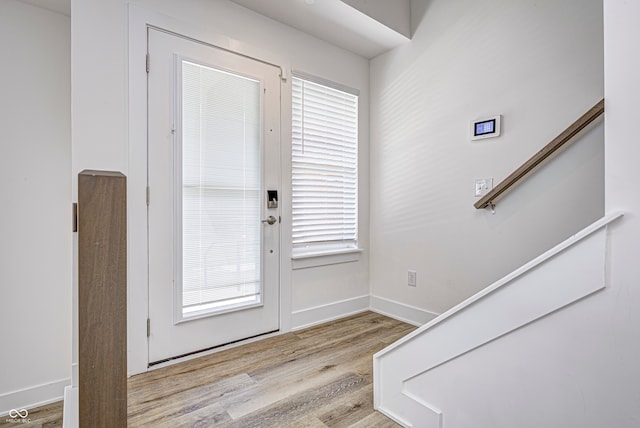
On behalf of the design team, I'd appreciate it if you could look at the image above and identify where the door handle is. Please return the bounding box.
[261,216,277,225]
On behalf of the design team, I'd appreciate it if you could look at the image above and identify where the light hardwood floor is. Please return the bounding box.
[3,312,414,427]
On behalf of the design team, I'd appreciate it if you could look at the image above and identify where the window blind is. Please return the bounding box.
[181,60,261,315]
[292,76,358,254]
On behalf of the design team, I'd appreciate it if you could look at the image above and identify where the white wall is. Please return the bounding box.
[374,1,640,425]
[0,0,71,413]
[601,0,640,419]
[72,0,370,375]
[369,0,605,321]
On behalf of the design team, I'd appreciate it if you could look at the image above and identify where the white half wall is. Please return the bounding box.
[374,214,622,427]
[0,0,71,414]
[369,0,605,317]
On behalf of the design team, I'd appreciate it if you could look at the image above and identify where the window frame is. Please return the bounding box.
[290,72,361,269]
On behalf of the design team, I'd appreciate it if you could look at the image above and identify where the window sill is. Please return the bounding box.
[291,248,363,270]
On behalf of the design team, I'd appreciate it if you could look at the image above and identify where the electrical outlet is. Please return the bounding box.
[474,178,493,197]
[408,270,417,287]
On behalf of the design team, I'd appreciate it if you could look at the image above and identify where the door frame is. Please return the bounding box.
[128,5,294,375]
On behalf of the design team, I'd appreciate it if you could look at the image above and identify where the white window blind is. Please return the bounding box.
[292,75,358,255]
[180,60,262,316]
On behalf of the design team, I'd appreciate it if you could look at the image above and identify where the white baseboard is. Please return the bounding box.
[370,295,440,326]
[291,295,370,330]
[0,377,70,417]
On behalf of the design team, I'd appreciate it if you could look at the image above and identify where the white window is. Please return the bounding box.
[292,74,359,258]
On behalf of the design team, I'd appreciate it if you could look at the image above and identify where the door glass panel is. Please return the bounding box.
[180,59,262,320]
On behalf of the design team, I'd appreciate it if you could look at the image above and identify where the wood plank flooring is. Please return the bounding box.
[2,312,414,427]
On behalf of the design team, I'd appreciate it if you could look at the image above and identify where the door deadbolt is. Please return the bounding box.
[267,190,278,209]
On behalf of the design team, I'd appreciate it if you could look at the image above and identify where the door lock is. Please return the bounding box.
[261,216,277,225]
[267,190,278,209]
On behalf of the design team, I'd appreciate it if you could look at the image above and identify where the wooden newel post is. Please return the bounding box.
[78,170,127,427]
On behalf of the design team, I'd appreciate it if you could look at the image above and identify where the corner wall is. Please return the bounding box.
[0,0,71,413]
[369,0,604,320]
[601,0,640,420]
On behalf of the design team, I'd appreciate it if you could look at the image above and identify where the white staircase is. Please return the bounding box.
[373,212,623,428]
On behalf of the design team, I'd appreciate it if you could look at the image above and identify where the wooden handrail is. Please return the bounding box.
[474,99,605,209]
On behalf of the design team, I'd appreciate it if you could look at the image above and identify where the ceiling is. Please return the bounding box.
[17,0,410,58]
[229,0,411,58]
[19,0,70,16]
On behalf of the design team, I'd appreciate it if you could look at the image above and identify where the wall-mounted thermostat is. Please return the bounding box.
[470,115,501,141]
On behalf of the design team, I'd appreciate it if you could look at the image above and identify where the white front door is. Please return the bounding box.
[147,28,281,365]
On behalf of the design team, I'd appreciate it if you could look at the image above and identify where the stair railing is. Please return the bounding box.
[474,99,605,210]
